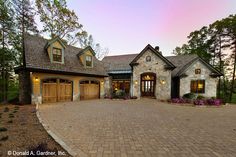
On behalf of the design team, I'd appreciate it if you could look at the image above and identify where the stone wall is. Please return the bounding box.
[132,50,172,100]
[179,60,218,97]
[19,70,31,104]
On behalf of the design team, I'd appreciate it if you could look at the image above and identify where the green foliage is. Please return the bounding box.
[0,135,9,141]
[182,93,197,99]
[4,107,9,112]
[197,95,205,100]
[36,0,83,43]
[0,127,7,132]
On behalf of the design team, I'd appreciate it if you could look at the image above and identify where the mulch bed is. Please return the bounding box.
[0,104,71,157]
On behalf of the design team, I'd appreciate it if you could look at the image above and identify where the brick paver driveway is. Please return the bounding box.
[38,99,236,157]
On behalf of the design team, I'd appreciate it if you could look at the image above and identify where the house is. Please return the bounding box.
[15,34,223,104]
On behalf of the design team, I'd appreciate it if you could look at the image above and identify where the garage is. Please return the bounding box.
[42,78,72,103]
[80,80,100,100]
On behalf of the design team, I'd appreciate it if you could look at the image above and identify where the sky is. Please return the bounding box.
[66,0,236,56]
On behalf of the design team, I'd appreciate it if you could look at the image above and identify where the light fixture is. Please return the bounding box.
[135,80,138,85]
[35,77,39,82]
[101,81,104,85]
[160,80,166,85]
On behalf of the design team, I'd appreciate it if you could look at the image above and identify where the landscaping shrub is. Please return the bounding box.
[0,127,7,132]
[28,142,58,156]
[112,90,127,99]
[130,96,137,99]
[207,99,222,106]
[9,113,14,118]
[4,107,9,112]
[194,99,206,106]
[183,93,197,99]
[171,98,186,103]
[7,120,13,123]
[197,95,205,100]
[0,136,9,141]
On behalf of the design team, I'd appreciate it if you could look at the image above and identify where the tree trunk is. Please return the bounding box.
[2,29,7,102]
[229,40,236,102]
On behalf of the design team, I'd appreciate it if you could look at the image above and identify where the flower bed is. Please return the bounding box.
[170,98,223,106]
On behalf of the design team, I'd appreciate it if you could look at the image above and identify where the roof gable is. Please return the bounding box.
[130,44,175,69]
[45,36,66,49]
[176,57,223,77]
[77,46,96,56]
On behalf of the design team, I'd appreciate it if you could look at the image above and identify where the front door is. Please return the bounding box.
[141,73,156,97]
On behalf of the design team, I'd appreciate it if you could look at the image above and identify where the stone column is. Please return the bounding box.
[19,70,31,104]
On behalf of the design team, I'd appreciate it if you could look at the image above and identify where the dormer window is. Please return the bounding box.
[52,48,62,62]
[86,55,92,67]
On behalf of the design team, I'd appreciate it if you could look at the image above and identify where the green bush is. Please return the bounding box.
[0,136,9,141]
[183,93,197,99]
[4,107,9,112]
[7,120,13,123]
[197,95,205,99]
[0,127,7,132]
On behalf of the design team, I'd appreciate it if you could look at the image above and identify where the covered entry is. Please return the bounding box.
[80,80,100,100]
[42,78,72,103]
[141,73,156,97]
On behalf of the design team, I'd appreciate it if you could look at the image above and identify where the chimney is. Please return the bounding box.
[155,46,159,52]
[155,46,162,55]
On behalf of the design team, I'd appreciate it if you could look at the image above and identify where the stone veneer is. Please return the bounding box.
[132,50,172,100]
[179,60,218,97]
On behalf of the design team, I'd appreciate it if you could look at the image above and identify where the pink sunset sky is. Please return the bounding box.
[67,0,236,56]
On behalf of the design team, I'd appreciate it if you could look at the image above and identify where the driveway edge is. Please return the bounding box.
[36,104,79,157]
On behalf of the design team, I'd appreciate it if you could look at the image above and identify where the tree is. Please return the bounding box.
[78,33,109,60]
[12,0,38,66]
[36,0,83,43]
[0,0,16,102]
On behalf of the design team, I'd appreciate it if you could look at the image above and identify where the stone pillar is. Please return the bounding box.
[19,70,31,104]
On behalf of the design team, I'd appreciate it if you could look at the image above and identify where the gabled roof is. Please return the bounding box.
[130,44,176,69]
[20,34,107,77]
[77,46,96,56]
[45,36,66,49]
[166,55,223,77]
[103,53,223,77]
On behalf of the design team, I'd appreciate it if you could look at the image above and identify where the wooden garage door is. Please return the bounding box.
[80,80,99,100]
[42,79,72,103]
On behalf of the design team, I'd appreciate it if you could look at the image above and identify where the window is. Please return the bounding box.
[52,48,62,62]
[191,80,205,93]
[86,55,92,67]
[195,69,201,74]
[146,56,151,62]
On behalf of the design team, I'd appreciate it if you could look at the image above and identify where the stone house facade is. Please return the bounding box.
[15,34,222,104]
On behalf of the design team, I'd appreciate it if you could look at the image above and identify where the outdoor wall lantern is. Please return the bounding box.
[160,77,166,85]
[101,81,104,85]
[35,77,39,82]
[135,80,138,85]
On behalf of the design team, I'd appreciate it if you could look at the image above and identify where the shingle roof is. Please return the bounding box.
[166,54,199,76]
[103,53,222,77]
[102,54,138,73]
[24,34,107,76]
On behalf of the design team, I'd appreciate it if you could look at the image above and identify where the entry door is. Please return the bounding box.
[141,80,155,96]
[141,73,156,97]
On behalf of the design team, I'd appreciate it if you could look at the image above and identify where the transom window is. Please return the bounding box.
[146,56,151,62]
[52,48,62,62]
[86,55,92,67]
[195,69,201,74]
[191,80,205,93]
